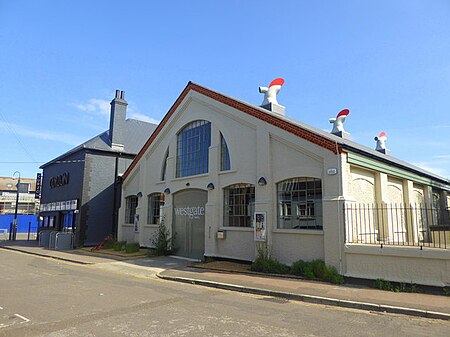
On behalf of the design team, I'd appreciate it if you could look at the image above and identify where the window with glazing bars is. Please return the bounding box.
[147,193,165,224]
[224,184,255,227]
[220,133,231,171]
[277,178,322,229]
[161,148,169,181]
[176,120,211,177]
[125,196,138,224]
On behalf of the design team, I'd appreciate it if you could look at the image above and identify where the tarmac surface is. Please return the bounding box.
[1,240,449,321]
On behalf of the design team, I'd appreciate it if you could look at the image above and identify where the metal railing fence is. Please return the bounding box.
[344,203,449,249]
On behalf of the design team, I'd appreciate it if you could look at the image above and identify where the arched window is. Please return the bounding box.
[224,183,255,227]
[147,193,165,224]
[161,148,169,181]
[277,178,322,230]
[220,133,231,171]
[125,195,138,224]
[176,120,211,177]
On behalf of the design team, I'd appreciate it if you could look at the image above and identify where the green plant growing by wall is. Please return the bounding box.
[394,282,421,293]
[113,241,126,251]
[101,237,115,249]
[151,216,173,256]
[250,242,289,274]
[374,279,423,293]
[124,242,140,254]
[291,259,344,284]
[374,279,393,291]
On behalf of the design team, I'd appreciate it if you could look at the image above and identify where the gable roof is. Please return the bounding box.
[40,118,157,169]
[122,82,450,185]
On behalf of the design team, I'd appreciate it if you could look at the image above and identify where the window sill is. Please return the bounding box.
[143,224,159,228]
[272,229,324,235]
[219,226,253,232]
[123,224,134,227]
[171,173,209,181]
[218,169,237,175]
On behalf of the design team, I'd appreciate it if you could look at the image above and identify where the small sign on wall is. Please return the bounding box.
[35,173,42,199]
[134,214,140,232]
[254,211,267,242]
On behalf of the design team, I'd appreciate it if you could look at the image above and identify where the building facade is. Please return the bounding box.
[39,90,157,247]
[0,176,38,215]
[118,81,450,286]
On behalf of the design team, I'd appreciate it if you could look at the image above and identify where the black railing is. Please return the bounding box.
[344,203,449,249]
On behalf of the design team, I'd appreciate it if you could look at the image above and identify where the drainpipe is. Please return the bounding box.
[335,141,344,275]
[112,155,120,238]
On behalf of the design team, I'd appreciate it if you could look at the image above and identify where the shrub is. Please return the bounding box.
[290,259,344,285]
[394,282,420,293]
[101,237,115,249]
[150,217,173,256]
[251,242,289,274]
[250,255,268,273]
[323,266,344,285]
[291,260,307,276]
[374,279,421,293]
[302,263,315,279]
[124,242,140,254]
[266,258,290,274]
[374,279,393,291]
[251,256,289,274]
[310,260,327,279]
[113,241,126,251]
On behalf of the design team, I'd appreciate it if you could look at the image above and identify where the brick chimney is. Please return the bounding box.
[109,90,127,151]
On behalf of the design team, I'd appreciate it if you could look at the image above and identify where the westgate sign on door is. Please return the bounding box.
[174,206,205,219]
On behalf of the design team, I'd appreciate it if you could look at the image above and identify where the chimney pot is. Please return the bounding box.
[115,90,120,99]
[120,90,125,100]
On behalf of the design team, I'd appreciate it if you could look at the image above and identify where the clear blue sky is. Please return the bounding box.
[1,0,449,179]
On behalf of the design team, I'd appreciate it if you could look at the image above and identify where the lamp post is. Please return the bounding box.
[11,171,20,241]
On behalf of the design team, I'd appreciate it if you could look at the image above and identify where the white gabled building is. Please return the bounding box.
[118,81,450,287]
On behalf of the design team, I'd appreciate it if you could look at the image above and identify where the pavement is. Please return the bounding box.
[1,240,449,321]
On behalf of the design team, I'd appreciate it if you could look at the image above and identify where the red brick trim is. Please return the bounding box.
[190,83,340,154]
[123,82,340,181]
[123,82,191,181]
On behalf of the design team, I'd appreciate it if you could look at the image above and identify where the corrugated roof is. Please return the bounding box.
[40,119,157,168]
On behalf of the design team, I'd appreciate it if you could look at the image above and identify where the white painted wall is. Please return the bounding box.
[345,244,450,287]
[119,91,342,266]
[119,88,450,286]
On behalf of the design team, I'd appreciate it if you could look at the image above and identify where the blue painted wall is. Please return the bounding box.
[0,214,38,233]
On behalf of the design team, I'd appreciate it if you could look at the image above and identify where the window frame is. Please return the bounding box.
[176,120,211,178]
[18,182,30,193]
[161,148,169,181]
[220,132,231,171]
[277,177,323,230]
[125,195,138,224]
[147,192,165,225]
[223,183,255,228]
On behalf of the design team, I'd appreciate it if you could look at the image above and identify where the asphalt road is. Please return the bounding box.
[0,249,448,337]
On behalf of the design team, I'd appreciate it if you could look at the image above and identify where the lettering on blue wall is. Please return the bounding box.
[50,173,70,189]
